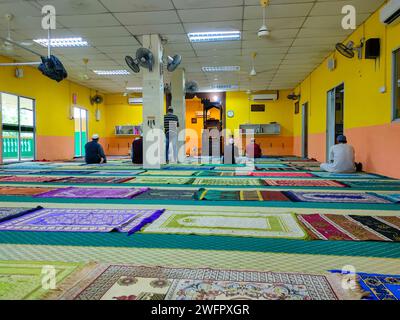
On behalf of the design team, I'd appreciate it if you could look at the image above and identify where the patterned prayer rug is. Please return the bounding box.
[0,260,83,300]
[164,166,214,171]
[371,193,400,203]
[285,192,394,204]
[55,177,133,184]
[0,176,63,183]
[62,265,341,300]
[345,181,400,190]
[192,178,264,186]
[255,167,300,172]
[128,177,195,185]
[0,208,165,235]
[195,171,223,177]
[297,214,400,241]
[142,211,307,239]
[36,170,97,175]
[313,172,383,179]
[94,170,144,176]
[300,166,323,172]
[134,189,195,201]
[0,207,41,223]
[253,164,288,168]
[34,187,149,199]
[250,172,315,178]
[0,186,56,196]
[195,189,291,202]
[264,180,347,188]
[257,191,292,202]
[196,189,240,201]
[140,171,196,176]
[329,271,400,300]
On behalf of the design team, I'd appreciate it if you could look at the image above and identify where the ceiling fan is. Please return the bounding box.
[258,0,271,39]
[123,81,129,97]
[244,52,275,77]
[1,14,33,54]
[78,58,91,81]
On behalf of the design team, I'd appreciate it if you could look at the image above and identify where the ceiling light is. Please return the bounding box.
[258,0,271,39]
[202,66,240,72]
[126,87,142,91]
[93,70,130,76]
[33,37,89,48]
[188,31,241,43]
[211,84,239,90]
[250,67,257,76]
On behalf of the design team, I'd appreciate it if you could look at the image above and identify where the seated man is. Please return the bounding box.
[246,138,262,159]
[84,134,107,164]
[223,135,239,164]
[131,136,143,164]
[320,135,356,173]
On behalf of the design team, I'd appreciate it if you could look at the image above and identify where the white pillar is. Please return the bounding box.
[142,34,165,169]
[171,68,186,162]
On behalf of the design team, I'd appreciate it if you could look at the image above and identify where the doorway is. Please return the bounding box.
[74,107,88,158]
[326,84,344,160]
[1,93,36,162]
[301,102,309,158]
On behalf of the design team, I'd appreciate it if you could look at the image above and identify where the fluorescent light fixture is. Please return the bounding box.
[202,66,240,72]
[211,84,239,90]
[188,31,241,43]
[33,37,88,48]
[126,87,142,91]
[93,70,130,76]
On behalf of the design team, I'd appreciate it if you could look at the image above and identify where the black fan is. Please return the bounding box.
[125,55,140,73]
[287,93,300,101]
[38,55,68,82]
[335,42,355,59]
[185,81,199,94]
[90,94,103,105]
[167,54,182,72]
[136,47,154,72]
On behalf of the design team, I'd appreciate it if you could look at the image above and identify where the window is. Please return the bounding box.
[0,93,36,162]
[394,48,400,120]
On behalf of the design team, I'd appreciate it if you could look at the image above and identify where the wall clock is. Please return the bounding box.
[227,110,234,118]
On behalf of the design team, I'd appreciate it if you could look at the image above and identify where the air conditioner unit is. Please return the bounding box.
[381,0,400,25]
[128,97,143,105]
[251,93,278,101]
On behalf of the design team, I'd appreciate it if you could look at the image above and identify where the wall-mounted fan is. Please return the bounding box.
[125,47,155,73]
[185,80,199,94]
[287,93,300,101]
[90,93,103,105]
[166,54,182,72]
[335,40,364,59]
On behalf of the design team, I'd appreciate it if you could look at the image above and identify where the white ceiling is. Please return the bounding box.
[0,0,385,93]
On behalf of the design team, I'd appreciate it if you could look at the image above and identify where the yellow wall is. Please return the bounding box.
[293,8,400,177]
[0,55,106,161]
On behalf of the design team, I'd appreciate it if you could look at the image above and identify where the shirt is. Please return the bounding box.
[246,143,262,158]
[164,113,179,135]
[85,141,107,164]
[131,138,143,164]
[328,143,355,173]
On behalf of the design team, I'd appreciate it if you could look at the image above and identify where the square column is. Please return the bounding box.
[142,34,165,169]
[171,68,186,162]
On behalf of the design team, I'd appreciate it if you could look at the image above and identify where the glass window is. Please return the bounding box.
[394,48,400,120]
[19,97,34,127]
[1,93,18,125]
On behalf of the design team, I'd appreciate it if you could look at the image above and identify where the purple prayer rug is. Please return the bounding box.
[34,187,149,199]
[0,208,165,234]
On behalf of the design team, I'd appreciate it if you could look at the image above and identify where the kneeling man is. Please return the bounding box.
[320,135,356,173]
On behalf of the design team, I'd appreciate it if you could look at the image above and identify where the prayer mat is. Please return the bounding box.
[36,170,97,175]
[313,172,383,179]
[264,179,347,188]
[62,265,342,300]
[140,170,196,176]
[192,178,264,186]
[300,166,323,172]
[164,166,214,171]
[142,211,307,239]
[0,207,41,223]
[134,189,195,201]
[371,193,400,203]
[257,191,292,202]
[0,260,83,300]
[0,170,37,175]
[220,172,235,176]
[0,176,63,183]
[55,177,133,184]
[0,186,56,196]
[128,177,195,185]
[34,187,149,199]
[255,167,300,172]
[253,164,288,168]
[345,181,400,190]
[0,208,165,235]
[195,188,240,201]
[297,214,400,241]
[285,192,393,204]
[195,171,222,177]
[94,170,144,176]
[329,271,400,300]
[250,172,315,178]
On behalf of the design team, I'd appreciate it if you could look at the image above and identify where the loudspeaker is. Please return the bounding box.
[365,38,380,59]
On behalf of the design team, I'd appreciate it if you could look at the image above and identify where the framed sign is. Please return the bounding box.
[295,101,300,114]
